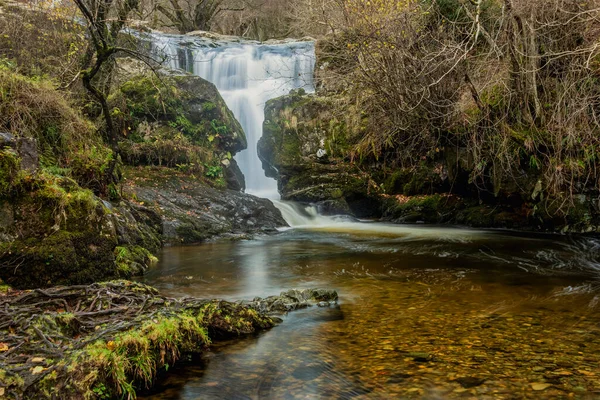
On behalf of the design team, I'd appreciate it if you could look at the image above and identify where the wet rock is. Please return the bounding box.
[407,352,432,362]
[224,158,246,192]
[455,376,486,388]
[246,288,338,314]
[123,167,286,245]
[531,383,553,391]
[258,92,384,218]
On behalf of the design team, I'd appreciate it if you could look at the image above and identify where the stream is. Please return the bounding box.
[141,225,600,399]
[137,31,600,399]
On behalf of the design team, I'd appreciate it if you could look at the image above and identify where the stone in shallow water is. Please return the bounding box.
[246,289,338,314]
[455,376,486,388]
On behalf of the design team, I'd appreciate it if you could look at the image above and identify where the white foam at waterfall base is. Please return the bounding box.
[146,33,315,199]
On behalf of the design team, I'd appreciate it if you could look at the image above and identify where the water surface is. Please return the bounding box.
[142,225,600,399]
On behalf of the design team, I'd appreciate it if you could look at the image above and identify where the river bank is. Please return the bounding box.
[0,281,337,398]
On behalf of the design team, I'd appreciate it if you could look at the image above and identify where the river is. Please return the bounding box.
[136,31,600,399]
[141,224,600,399]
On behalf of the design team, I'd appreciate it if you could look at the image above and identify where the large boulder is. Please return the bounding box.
[0,175,162,289]
[112,67,247,191]
[123,166,286,245]
[258,90,383,218]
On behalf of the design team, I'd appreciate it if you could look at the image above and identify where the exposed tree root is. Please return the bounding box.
[0,281,338,399]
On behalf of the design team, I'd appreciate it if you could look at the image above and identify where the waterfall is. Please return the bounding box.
[142,32,316,199]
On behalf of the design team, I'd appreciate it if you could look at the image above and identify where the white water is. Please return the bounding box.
[144,32,316,199]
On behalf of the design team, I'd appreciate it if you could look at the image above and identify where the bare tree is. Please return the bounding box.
[72,0,144,184]
[156,0,243,33]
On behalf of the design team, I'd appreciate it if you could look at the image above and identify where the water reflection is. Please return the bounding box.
[142,226,600,399]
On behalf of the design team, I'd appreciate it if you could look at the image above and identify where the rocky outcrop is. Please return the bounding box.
[0,177,162,289]
[258,90,383,218]
[113,65,247,191]
[259,86,600,233]
[246,288,339,314]
[123,166,286,245]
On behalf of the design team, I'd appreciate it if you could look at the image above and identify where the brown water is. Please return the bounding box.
[141,225,600,399]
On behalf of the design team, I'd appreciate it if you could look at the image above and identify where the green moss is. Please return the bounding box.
[114,245,158,276]
[0,230,118,288]
[0,147,21,197]
[71,311,210,398]
[0,368,25,392]
[114,74,219,146]
[0,278,11,294]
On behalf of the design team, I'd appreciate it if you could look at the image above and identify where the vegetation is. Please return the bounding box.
[309,0,600,218]
[0,281,277,399]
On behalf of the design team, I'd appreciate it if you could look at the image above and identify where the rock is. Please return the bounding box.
[115,68,247,158]
[123,167,285,245]
[246,288,338,314]
[258,92,383,217]
[0,132,38,172]
[224,158,246,192]
[0,132,16,148]
[17,136,38,172]
[455,376,486,388]
[407,352,432,362]
[0,174,163,289]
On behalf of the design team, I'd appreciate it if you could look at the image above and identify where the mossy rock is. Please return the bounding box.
[113,71,246,154]
[0,231,118,288]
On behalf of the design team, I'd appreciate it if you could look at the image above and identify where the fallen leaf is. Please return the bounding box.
[0,342,8,352]
[32,366,45,375]
[531,383,552,391]
[31,357,45,363]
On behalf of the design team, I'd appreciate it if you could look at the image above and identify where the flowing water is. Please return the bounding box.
[138,33,600,399]
[143,32,315,198]
[141,225,600,399]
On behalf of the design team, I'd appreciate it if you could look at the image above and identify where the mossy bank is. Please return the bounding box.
[0,64,285,289]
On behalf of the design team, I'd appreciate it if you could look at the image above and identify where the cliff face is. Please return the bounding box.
[259,89,600,233]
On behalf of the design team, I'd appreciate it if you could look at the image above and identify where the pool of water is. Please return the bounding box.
[141,225,600,399]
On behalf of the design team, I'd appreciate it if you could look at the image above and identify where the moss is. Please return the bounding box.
[0,278,11,294]
[0,231,118,288]
[384,194,457,223]
[114,245,158,276]
[175,223,213,244]
[0,368,25,393]
[0,70,108,194]
[73,312,209,398]
[0,147,21,197]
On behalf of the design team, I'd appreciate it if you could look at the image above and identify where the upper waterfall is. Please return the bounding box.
[141,31,316,199]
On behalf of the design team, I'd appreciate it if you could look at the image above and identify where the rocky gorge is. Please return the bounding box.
[1,1,600,398]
